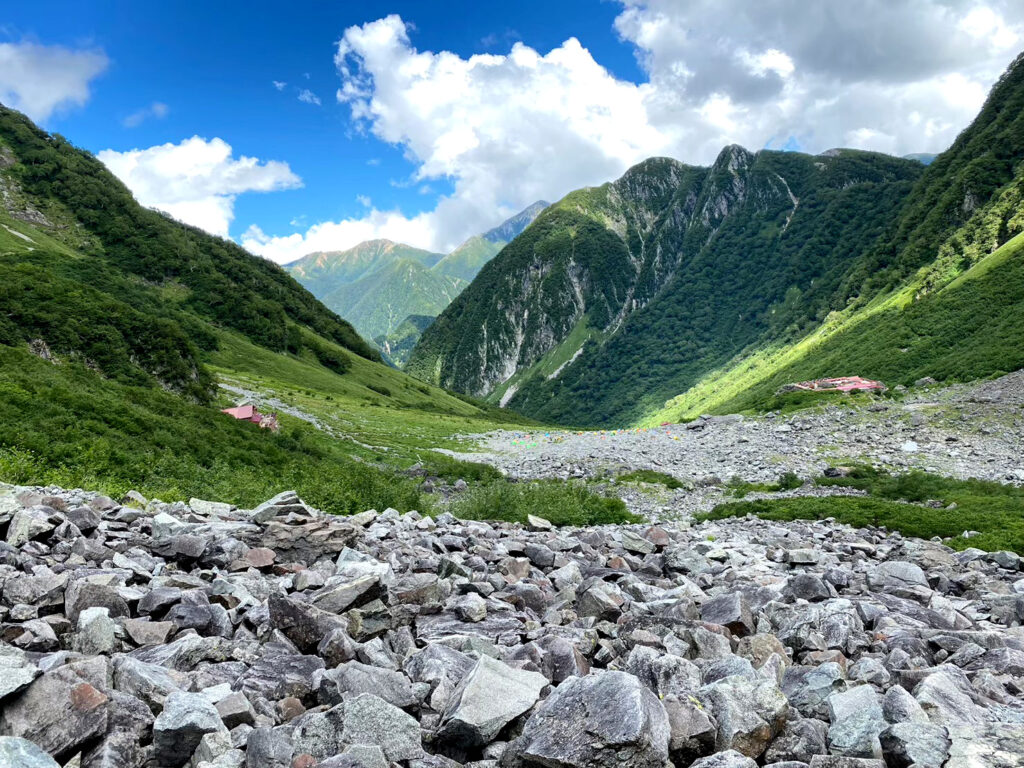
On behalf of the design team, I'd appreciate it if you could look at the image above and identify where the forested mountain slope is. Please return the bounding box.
[409,52,1024,427]
[651,52,1024,421]
[408,149,922,424]
[0,105,378,402]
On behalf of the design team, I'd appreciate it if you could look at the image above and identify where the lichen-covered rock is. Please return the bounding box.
[438,655,546,747]
[516,671,670,768]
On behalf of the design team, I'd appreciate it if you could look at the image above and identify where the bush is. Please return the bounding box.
[414,454,503,483]
[618,469,686,489]
[449,480,638,526]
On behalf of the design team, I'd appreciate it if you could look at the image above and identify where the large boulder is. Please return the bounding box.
[0,736,60,767]
[698,674,789,758]
[342,693,424,763]
[438,655,547,748]
[152,691,225,766]
[0,657,110,761]
[827,685,886,759]
[701,592,755,636]
[516,671,670,768]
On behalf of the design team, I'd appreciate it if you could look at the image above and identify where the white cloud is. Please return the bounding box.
[244,4,1024,263]
[98,137,302,238]
[0,40,108,122]
[123,101,169,128]
[273,80,287,91]
[298,88,322,106]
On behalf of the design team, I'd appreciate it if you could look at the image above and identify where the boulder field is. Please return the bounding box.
[0,484,1022,767]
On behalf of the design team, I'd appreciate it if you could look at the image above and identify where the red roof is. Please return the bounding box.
[222,404,263,423]
[794,376,886,392]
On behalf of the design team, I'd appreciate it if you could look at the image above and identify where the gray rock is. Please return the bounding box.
[688,750,759,768]
[912,666,986,726]
[826,685,885,759]
[215,692,256,729]
[0,736,60,767]
[342,693,424,762]
[75,606,118,655]
[0,657,110,760]
[438,655,546,747]
[880,722,951,768]
[698,674,789,758]
[152,691,225,766]
[783,663,847,720]
[701,592,755,636]
[765,718,828,763]
[244,727,292,768]
[318,661,421,709]
[292,704,346,761]
[0,644,41,701]
[663,693,717,765]
[881,685,927,724]
[517,671,670,768]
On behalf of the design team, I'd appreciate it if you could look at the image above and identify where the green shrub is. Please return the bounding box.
[414,454,503,483]
[618,469,686,489]
[449,480,638,526]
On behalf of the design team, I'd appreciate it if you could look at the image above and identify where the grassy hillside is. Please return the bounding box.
[0,106,377,367]
[286,240,445,296]
[376,315,436,368]
[0,105,540,512]
[289,204,548,362]
[410,53,1024,428]
[432,235,502,281]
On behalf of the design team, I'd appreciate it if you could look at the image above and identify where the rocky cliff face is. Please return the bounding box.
[1,482,1022,767]
[407,149,921,424]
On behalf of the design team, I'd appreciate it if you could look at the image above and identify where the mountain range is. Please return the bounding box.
[285,201,547,365]
[407,52,1024,427]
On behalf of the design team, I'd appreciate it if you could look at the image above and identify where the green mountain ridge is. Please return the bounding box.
[408,51,1024,427]
[322,258,467,343]
[287,202,548,361]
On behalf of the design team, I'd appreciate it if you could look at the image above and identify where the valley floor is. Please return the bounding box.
[445,372,1024,520]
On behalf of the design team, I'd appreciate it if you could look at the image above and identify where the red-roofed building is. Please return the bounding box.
[222,403,279,431]
[792,376,886,392]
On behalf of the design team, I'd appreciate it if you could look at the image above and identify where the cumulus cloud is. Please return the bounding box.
[298,88,322,106]
[98,137,301,237]
[0,40,108,122]
[123,101,169,128]
[244,3,1024,263]
[273,80,287,90]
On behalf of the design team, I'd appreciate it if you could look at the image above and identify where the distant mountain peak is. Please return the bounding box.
[483,200,550,243]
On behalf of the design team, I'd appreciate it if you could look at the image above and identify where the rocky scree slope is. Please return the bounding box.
[1,484,1023,767]
[407,148,922,426]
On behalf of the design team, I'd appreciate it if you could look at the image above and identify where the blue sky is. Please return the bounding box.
[2,2,637,242]
[2,1,1023,262]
